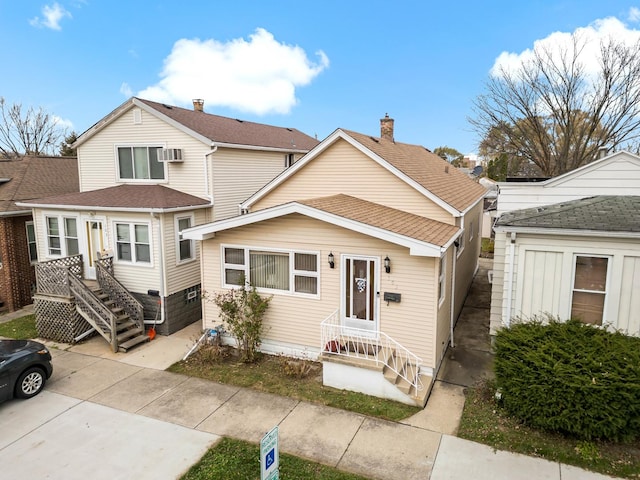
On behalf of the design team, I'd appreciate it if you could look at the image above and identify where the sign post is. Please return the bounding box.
[260,426,279,480]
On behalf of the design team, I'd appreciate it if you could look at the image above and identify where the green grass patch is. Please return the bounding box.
[181,437,370,480]
[458,380,640,479]
[481,237,494,254]
[168,347,419,421]
[0,314,37,339]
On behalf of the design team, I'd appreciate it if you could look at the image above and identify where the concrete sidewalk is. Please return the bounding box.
[0,263,621,479]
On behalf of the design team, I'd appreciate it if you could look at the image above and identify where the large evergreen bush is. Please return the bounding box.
[494,318,640,441]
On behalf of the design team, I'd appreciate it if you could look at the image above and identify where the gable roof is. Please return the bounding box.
[0,156,79,216]
[495,195,640,237]
[184,194,460,257]
[242,129,486,215]
[17,184,210,213]
[73,97,319,153]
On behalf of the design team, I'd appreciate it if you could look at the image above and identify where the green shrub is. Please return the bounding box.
[494,317,640,441]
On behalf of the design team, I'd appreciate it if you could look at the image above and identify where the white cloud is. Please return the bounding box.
[629,7,640,22]
[120,82,133,97]
[29,2,72,31]
[137,28,329,115]
[491,15,640,78]
[53,115,74,131]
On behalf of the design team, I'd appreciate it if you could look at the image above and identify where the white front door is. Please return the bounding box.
[341,255,379,334]
[82,218,105,279]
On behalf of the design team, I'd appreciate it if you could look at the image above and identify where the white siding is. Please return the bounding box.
[497,154,640,214]
[211,148,286,221]
[516,250,563,319]
[618,256,640,335]
[77,107,209,197]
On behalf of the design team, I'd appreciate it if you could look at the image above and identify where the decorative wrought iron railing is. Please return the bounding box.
[320,309,424,392]
[69,274,118,352]
[96,262,144,332]
[35,254,83,297]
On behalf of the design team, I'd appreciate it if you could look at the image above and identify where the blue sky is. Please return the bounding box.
[2,1,640,154]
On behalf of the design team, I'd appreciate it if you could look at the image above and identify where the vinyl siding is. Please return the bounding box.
[77,106,209,197]
[200,214,439,367]
[516,250,563,318]
[251,139,453,224]
[435,247,453,364]
[453,202,483,319]
[489,232,506,336]
[211,147,286,221]
[619,256,640,335]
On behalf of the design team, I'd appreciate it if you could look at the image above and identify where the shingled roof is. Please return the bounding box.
[495,196,640,233]
[18,184,210,212]
[0,156,79,215]
[344,130,487,212]
[299,194,459,247]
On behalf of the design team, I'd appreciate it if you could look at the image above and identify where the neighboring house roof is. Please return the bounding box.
[17,184,210,213]
[0,156,79,216]
[242,129,486,215]
[73,97,319,153]
[495,195,640,237]
[184,194,461,257]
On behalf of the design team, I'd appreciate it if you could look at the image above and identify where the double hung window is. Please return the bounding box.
[116,223,150,264]
[117,146,165,180]
[45,216,78,257]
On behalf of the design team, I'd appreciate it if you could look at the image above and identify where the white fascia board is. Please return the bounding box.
[182,201,444,256]
[459,196,484,215]
[16,201,211,215]
[213,142,309,154]
[493,225,640,239]
[0,210,31,217]
[72,97,134,148]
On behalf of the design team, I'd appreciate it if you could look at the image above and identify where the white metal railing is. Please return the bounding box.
[320,309,424,392]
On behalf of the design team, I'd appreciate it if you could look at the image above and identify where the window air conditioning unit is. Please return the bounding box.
[161,148,183,162]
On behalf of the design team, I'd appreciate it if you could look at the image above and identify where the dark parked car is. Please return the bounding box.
[0,339,53,403]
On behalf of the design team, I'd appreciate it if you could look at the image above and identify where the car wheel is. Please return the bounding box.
[15,367,46,399]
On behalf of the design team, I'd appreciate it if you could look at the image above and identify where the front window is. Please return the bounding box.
[176,215,195,263]
[571,256,609,325]
[223,246,319,296]
[117,146,165,180]
[116,223,151,264]
[26,222,37,262]
[46,217,61,255]
[65,218,79,256]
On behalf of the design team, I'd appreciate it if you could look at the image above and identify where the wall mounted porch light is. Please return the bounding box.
[328,252,335,269]
[384,256,391,273]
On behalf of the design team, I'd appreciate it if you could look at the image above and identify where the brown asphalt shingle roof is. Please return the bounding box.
[343,130,486,212]
[20,184,210,211]
[496,195,640,233]
[0,156,79,214]
[137,98,319,151]
[299,194,460,247]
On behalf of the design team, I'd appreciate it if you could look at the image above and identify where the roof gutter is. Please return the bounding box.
[15,202,211,214]
[493,225,640,239]
[213,141,310,154]
[0,209,32,217]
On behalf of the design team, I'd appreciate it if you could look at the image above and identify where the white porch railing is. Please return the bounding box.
[320,309,424,392]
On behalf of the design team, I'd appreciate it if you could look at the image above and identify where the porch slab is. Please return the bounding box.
[278,402,365,467]
[46,349,102,380]
[197,388,299,442]
[137,376,239,428]
[338,417,441,480]
[89,368,189,413]
[47,356,141,400]
[116,332,196,370]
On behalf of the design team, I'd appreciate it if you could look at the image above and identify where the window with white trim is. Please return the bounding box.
[222,246,319,296]
[26,221,37,263]
[45,216,78,257]
[571,255,609,326]
[117,146,165,180]
[456,231,465,257]
[175,214,195,263]
[438,255,446,306]
[469,220,474,241]
[116,223,151,264]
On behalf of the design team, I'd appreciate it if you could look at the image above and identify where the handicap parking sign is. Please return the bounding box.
[260,426,279,480]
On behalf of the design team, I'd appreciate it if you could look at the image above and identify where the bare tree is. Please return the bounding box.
[470,34,640,176]
[0,97,66,157]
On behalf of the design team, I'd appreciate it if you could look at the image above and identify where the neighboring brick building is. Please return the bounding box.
[0,156,78,311]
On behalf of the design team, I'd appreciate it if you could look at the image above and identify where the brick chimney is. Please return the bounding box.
[380,113,394,142]
[192,99,204,112]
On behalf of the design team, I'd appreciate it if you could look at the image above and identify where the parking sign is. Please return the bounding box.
[260,426,279,480]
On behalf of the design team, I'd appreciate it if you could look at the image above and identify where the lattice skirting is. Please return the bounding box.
[34,295,94,343]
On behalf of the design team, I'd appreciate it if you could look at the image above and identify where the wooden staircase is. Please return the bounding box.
[92,288,149,352]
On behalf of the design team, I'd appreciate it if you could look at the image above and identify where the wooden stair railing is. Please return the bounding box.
[96,262,145,333]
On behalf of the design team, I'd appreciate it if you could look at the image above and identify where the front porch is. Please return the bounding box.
[33,254,149,352]
[320,309,432,407]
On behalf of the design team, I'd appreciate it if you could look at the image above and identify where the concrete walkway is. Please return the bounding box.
[0,263,621,480]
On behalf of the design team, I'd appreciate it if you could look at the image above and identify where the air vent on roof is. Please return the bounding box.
[369,136,379,143]
[161,148,183,162]
[286,128,293,132]
[235,119,244,123]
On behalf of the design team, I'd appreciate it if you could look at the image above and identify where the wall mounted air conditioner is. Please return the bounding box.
[161,148,183,162]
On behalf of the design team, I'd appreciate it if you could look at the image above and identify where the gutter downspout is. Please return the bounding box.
[204,145,217,207]
[150,212,166,325]
[449,242,458,348]
[505,231,516,327]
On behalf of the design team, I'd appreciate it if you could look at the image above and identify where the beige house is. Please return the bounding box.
[490,151,640,340]
[18,97,318,349]
[184,117,486,405]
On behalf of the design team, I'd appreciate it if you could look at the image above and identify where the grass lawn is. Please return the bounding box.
[168,346,420,422]
[457,381,640,479]
[0,314,37,339]
[181,438,370,480]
